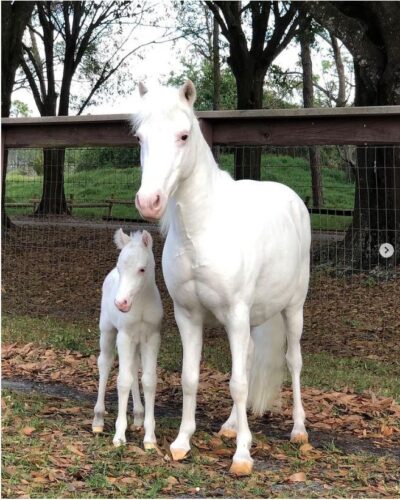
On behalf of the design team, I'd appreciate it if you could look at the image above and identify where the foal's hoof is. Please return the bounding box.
[170,447,189,461]
[290,432,309,444]
[130,424,143,432]
[218,427,237,439]
[92,426,104,434]
[229,459,253,476]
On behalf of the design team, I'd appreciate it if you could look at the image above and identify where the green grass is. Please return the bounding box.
[3,314,399,401]
[6,152,354,230]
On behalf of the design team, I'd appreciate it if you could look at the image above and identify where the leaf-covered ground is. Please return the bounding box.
[2,221,400,497]
[2,343,400,498]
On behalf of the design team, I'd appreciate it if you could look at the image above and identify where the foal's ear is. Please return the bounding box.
[114,228,131,250]
[138,81,148,97]
[141,230,153,249]
[179,80,196,106]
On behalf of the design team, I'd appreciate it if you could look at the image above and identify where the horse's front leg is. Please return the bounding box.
[113,331,134,446]
[170,304,203,461]
[226,304,253,475]
[219,336,254,439]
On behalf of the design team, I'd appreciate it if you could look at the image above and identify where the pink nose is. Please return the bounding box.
[114,298,131,313]
[135,191,165,220]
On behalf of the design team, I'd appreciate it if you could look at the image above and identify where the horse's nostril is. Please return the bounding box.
[153,194,161,208]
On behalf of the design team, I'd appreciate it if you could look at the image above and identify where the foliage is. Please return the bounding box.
[9,100,31,117]
[166,59,236,110]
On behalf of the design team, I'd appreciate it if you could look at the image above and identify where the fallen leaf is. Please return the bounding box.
[21,426,36,436]
[166,476,178,485]
[288,472,306,483]
[299,443,314,454]
[66,444,84,457]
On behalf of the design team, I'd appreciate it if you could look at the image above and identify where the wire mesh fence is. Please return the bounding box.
[2,143,399,360]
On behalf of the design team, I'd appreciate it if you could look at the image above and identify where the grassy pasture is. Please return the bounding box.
[6,151,354,230]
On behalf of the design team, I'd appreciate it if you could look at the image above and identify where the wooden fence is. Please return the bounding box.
[3,106,399,220]
[2,106,400,151]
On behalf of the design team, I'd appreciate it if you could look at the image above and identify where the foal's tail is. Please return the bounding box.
[247,313,286,416]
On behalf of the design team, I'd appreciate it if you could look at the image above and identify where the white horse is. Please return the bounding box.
[133,81,311,475]
[92,229,162,450]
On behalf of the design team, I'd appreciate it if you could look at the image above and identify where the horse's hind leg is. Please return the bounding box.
[282,305,308,443]
[226,304,253,475]
[130,349,144,430]
[219,336,254,439]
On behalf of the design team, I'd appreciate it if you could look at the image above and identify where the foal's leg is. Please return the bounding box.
[219,336,254,439]
[93,325,116,433]
[140,330,161,449]
[130,349,144,430]
[282,306,308,443]
[170,305,203,461]
[226,304,253,475]
[113,330,135,446]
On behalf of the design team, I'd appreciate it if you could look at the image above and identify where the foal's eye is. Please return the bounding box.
[180,134,188,141]
[139,268,146,273]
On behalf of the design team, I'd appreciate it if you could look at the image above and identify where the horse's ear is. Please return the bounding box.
[179,80,196,106]
[139,81,148,97]
[114,228,131,250]
[141,230,153,249]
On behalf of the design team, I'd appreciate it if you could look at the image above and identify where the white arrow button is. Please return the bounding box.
[379,243,394,258]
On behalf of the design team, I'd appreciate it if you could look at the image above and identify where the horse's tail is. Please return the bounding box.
[247,313,286,416]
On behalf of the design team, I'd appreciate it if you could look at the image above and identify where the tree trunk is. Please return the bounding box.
[212,18,220,111]
[344,73,400,268]
[35,149,69,215]
[330,35,346,107]
[299,14,323,208]
[233,65,263,180]
[1,1,34,233]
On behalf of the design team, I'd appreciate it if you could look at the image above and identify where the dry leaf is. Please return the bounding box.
[166,476,178,485]
[21,426,35,436]
[66,444,84,457]
[288,472,306,483]
[300,443,314,454]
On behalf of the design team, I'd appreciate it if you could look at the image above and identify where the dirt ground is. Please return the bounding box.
[2,217,399,364]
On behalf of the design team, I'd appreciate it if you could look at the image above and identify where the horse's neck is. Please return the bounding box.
[170,123,222,239]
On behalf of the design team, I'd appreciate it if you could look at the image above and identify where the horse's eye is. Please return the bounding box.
[181,134,188,141]
[139,268,146,273]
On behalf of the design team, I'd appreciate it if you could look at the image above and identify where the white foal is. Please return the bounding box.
[92,229,163,450]
[133,80,311,475]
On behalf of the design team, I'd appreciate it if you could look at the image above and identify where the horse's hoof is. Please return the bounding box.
[144,442,157,451]
[170,447,189,461]
[229,459,253,476]
[92,426,103,434]
[218,427,237,439]
[290,432,309,444]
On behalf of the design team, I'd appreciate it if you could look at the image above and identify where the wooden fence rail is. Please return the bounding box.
[2,106,400,151]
